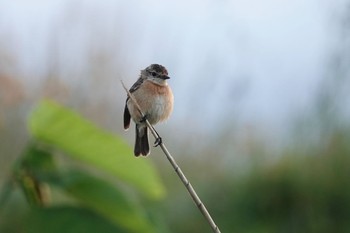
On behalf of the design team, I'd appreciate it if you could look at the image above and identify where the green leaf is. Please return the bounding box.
[24,206,124,233]
[58,170,155,233]
[14,144,57,207]
[28,100,165,200]
[18,143,57,176]
[11,144,156,233]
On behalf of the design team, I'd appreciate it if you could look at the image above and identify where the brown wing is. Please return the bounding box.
[123,77,144,129]
[129,77,144,93]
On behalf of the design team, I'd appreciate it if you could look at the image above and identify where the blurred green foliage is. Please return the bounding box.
[1,100,350,233]
[175,132,350,233]
[0,100,166,233]
[29,100,165,199]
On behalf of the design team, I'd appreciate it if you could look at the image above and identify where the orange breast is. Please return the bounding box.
[128,80,173,124]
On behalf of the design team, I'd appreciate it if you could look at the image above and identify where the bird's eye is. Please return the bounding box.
[151,72,157,77]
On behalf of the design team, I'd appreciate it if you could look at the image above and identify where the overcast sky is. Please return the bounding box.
[0,0,348,142]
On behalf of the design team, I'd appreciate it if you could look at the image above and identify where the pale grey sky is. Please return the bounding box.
[0,0,348,143]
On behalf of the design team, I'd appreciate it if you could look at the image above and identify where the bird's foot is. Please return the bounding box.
[154,137,162,147]
[140,115,147,123]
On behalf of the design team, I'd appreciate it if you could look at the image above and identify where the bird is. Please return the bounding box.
[123,64,174,156]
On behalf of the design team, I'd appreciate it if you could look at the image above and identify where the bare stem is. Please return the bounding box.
[121,80,221,233]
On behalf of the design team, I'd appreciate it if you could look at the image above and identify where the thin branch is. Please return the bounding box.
[121,80,221,233]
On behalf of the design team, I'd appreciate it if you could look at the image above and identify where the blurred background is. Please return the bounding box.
[1,0,350,232]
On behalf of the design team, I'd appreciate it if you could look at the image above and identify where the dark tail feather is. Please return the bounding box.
[134,125,149,156]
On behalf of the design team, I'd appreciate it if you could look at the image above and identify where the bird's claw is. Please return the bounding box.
[140,115,147,123]
[154,137,162,147]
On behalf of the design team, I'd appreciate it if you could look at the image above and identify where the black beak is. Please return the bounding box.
[161,75,170,80]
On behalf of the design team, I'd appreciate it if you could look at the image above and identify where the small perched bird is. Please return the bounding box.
[124,64,174,156]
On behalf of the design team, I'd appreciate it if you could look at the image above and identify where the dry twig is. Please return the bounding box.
[121,80,221,233]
